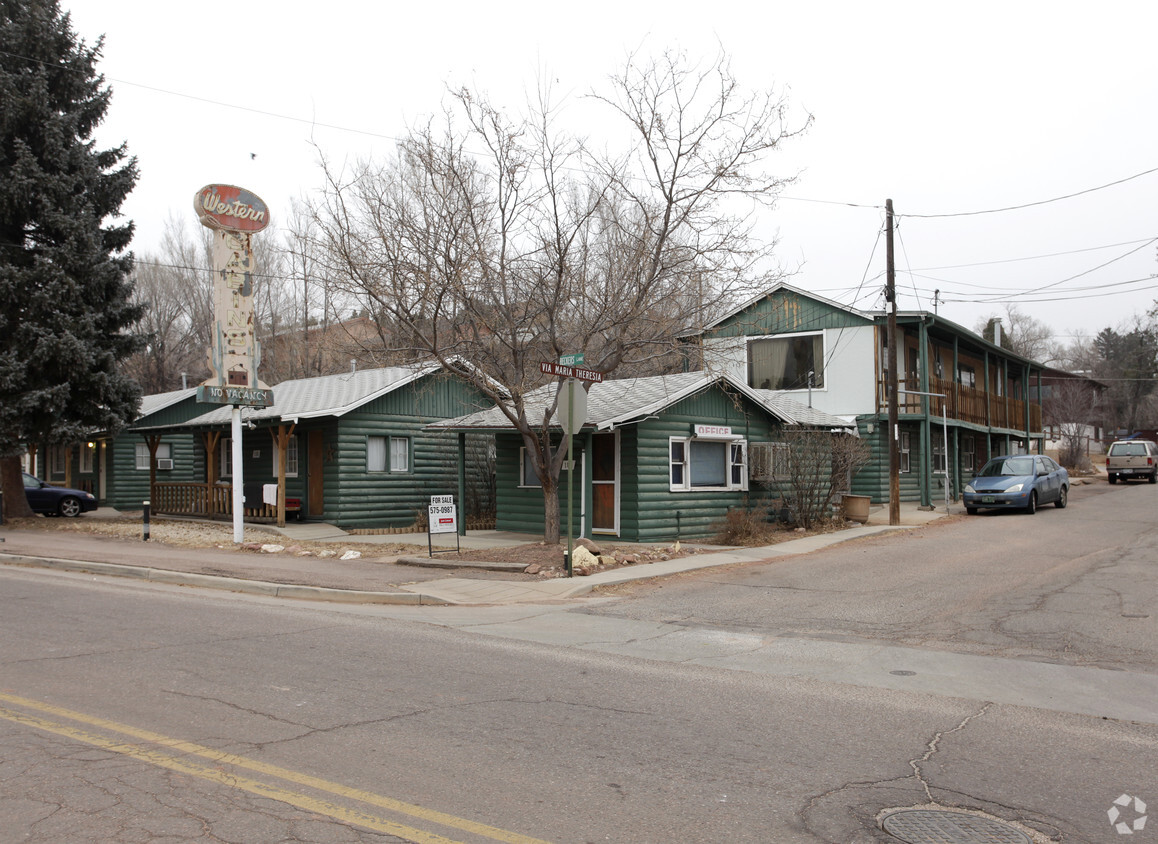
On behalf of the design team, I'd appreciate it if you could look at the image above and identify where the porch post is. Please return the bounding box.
[918,320,931,508]
[270,423,295,527]
[203,431,221,517]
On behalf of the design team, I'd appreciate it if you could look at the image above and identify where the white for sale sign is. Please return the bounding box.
[428,496,457,534]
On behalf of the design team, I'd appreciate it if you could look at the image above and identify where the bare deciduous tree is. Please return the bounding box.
[309,50,807,542]
[122,218,214,393]
[976,306,1059,363]
[1046,378,1102,470]
[755,429,870,530]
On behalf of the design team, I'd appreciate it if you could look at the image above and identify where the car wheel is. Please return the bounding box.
[57,496,82,518]
[966,506,978,515]
[1108,474,1117,484]
[1150,472,1157,484]
[1025,491,1037,515]
[1055,486,1067,509]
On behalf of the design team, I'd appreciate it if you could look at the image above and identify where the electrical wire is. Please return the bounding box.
[898,165,1158,218]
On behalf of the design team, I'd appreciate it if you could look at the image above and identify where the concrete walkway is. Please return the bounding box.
[0,503,952,606]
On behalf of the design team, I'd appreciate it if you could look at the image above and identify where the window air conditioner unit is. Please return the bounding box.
[156,458,174,470]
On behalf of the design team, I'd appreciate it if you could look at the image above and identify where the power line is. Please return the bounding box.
[898,165,1158,219]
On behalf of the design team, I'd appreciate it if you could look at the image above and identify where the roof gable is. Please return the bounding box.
[704,282,873,338]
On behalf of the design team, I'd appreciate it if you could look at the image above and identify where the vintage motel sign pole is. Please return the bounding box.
[193,185,273,544]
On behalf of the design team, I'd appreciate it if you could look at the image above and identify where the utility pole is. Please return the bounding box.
[886,199,900,526]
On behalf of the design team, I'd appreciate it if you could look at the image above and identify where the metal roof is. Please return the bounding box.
[429,371,854,432]
[144,364,441,429]
[136,387,198,419]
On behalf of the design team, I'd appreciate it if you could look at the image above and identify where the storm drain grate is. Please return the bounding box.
[881,808,1031,844]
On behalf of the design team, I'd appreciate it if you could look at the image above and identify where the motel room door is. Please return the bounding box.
[591,431,618,535]
[307,430,325,517]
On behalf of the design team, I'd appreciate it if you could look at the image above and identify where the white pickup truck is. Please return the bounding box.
[1106,439,1158,484]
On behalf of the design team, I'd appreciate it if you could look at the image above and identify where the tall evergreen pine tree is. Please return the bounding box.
[0,0,143,517]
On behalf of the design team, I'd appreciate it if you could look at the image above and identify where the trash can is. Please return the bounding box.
[840,494,871,524]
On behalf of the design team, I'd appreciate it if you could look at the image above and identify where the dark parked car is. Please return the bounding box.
[23,472,98,517]
[963,455,1069,515]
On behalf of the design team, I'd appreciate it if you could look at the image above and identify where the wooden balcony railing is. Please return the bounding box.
[878,376,1042,434]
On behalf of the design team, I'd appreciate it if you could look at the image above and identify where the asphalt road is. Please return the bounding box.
[1,480,1154,843]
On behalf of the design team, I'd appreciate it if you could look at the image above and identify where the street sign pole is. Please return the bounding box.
[549,358,594,577]
[567,379,579,577]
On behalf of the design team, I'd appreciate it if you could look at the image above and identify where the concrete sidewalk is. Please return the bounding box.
[0,502,953,606]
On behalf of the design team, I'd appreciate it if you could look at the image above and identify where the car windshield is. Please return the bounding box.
[978,457,1035,477]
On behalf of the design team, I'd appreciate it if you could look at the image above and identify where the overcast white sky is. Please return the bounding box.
[66,1,1158,347]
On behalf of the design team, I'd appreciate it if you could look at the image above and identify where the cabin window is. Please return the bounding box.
[748,441,790,482]
[219,439,232,477]
[80,442,95,474]
[932,431,946,473]
[747,333,823,390]
[519,447,542,488]
[669,436,747,491]
[961,435,975,474]
[899,431,911,474]
[272,435,299,477]
[368,436,410,473]
[137,442,171,471]
[49,444,67,479]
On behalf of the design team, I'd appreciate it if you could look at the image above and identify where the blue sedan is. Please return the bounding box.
[963,455,1069,515]
[23,472,98,517]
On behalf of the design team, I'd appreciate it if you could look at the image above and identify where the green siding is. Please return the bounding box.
[707,289,872,339]
[321,372,491,529]
[494,383,787,542]
[104,433,199,511]
[630,388,778,542]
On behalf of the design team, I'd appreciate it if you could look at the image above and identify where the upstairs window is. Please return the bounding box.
[748,334,823,391]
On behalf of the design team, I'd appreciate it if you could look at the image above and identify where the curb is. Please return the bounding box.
[0,553,448,606]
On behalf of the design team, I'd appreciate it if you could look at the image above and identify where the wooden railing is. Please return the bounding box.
[878,376,1043,434]
[150,482,287,519]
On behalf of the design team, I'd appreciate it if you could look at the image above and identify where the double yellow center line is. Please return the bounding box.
[0,692,550,844]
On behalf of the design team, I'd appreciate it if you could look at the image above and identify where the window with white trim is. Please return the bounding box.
[368,436,411,473]
[272,435,299,477]
[136,442,171,471]
[669,436,748,491]
[80,443,94,474]
[899,431,911,474]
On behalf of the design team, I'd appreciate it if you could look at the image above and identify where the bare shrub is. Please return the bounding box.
[711,504,781,546]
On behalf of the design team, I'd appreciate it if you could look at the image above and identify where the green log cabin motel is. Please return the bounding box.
[69,364,495,530]
[429,370,855,542]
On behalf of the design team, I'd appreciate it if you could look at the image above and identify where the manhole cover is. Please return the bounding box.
[881,808,1031,843]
